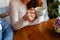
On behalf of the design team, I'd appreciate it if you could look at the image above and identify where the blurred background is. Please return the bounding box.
[47,0,59,19]
[0,0,10,13]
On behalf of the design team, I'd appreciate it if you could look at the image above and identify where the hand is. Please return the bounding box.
[23,8,37,21]
[0,12,8,18]
[38,0,44,7]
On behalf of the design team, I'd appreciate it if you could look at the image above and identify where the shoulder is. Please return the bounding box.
[9,0,18,9]
[10,0,22,8]
[9,0,18,6]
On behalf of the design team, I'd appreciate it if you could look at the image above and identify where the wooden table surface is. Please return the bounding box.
[13,19,60,40]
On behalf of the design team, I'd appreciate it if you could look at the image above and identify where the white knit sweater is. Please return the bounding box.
[9,0,49,30]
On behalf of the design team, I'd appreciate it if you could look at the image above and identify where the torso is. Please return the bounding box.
[11,0,49,29]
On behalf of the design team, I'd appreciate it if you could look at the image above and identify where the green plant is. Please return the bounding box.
[55,13,60,17]
[47,0,60,19]
[47,0,58,18]
[55,0,60,17]
[56,1,60,5]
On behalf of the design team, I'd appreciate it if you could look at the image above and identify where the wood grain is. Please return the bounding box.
[13,19,60,40]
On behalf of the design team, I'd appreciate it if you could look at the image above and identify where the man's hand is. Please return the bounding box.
[0,12,9,18]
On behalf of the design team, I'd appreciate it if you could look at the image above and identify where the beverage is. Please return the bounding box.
[35,7,46,16]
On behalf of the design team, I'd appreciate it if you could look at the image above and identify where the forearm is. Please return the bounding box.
[12,19,24,30]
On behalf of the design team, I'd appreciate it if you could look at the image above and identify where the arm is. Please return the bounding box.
[9,1,19,25]
[9,1,24,30]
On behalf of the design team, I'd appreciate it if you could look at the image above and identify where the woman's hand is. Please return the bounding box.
[38,0,44,7]
[23,8,37,21]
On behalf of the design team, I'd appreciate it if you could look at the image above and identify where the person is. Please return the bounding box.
[9,0,49,30]
[0,1,13,39]
[0,10,13,40]
[0,18,13,40]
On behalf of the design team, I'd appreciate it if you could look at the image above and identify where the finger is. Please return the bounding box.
[28,14,35,21]
[31,7,35,10]
[27,9,36,15]
[30,10,35,14]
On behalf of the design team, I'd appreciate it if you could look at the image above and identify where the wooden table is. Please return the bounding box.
[13,19,60,40]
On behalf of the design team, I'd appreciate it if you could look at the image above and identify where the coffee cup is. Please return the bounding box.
[35,7,46,16]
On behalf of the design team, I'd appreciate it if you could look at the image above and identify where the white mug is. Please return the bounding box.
[35,7,46,16]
